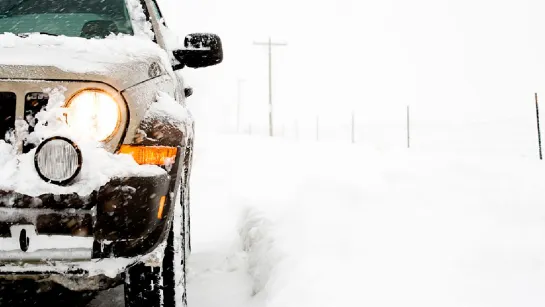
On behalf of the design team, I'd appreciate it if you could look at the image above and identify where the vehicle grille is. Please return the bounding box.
[23,92,49,153]
[0,92,16,142]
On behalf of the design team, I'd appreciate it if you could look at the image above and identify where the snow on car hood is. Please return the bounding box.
[0,33,172,90]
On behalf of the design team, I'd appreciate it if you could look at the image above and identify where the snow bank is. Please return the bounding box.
[186,134,545,307]
[0,87,164,197]
[238,208,283,297]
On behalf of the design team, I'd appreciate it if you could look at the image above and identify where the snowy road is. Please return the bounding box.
[87,134,545,307]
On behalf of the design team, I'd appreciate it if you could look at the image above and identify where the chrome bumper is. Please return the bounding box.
[0,245,165,291]
[0,209,93,262]
[0,224,93,261]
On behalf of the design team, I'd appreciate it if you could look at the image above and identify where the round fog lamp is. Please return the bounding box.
[34,137,82,185]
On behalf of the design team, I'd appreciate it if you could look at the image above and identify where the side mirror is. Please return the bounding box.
[173,33,223,69]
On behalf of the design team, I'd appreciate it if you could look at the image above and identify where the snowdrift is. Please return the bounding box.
[186,133,545,307]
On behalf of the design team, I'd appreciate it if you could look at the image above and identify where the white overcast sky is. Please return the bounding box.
[159,0,545,149]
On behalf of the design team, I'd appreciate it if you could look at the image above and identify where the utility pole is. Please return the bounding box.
[536,93,542,160]
[237,79,245,133]
[253,37,287,137]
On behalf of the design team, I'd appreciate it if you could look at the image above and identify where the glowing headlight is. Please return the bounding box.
[66,89,120,142]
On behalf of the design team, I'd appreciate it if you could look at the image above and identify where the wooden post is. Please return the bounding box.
[253,38,288,137]
[536,93,542,160]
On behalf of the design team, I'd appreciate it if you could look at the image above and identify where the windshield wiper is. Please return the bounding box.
[17,32,59,38]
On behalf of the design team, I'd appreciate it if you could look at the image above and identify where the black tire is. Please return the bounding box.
[183,181,191,256]
[124,263,161,307]
[183,145,193,255]
[124,206,186,307]
[163,218,188,307]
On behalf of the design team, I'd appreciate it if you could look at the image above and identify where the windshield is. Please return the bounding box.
[0,0,134,38]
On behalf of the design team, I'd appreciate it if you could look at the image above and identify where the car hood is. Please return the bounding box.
[0,34,171,91]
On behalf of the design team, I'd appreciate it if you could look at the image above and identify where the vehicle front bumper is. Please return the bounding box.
[1,171,173,258]
[0,146,184,291]
[0,251,162,291]
[0,174,178,290]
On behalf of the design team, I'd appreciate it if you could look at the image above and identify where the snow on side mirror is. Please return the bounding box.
[173,33,223,70]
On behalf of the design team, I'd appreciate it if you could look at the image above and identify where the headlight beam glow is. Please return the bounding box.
[66,89,120,142]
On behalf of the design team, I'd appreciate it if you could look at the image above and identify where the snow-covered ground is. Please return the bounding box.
[92,132,545,307]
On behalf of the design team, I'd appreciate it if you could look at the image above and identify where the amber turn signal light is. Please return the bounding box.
[118,145,177,165]
[157,196,166,219]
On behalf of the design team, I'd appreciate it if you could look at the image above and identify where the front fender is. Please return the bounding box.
[121,75,178,146]
[127,90,193,149]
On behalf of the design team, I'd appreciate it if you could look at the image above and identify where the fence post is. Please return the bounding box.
[536,93,542,160]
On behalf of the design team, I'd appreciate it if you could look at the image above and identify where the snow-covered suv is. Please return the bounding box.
[0,0,222,306]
